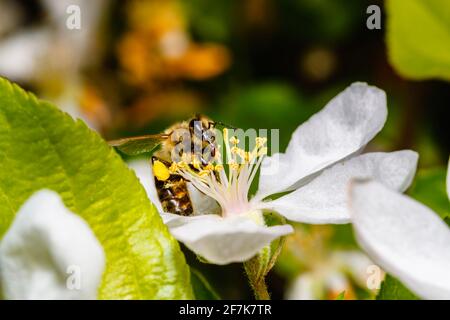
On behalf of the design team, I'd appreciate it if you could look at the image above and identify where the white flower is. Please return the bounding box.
[131,82,418,265]
[0,0,107,82]
[281,225,379,300]
[349,158,450,299]
[0,190,105,300]
[286,251,376,300]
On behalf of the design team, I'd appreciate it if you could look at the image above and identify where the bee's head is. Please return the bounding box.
[189,114,214,133]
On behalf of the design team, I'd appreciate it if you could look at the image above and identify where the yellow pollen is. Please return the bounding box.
[229,161,240,170]
[231,147,246,160]
[230,136,240,145]
[230,146,239,154]
[177,161,188,169]
[153,160,170,181]
[191,157,202,169]
[215,164,224,171]
[198,170,210,177]
[255,137,267,147]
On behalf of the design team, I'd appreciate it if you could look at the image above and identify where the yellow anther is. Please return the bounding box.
[231,147,246,159]
[230,162,240,170]
[255,137,267,147]
[191,157,202,169]
[230,136,240,145]
[153,160,171,181]
[205,163,215,171]
[215,164,224,171]
[230,146,239,154]
[169,162,178,173]
[177,161,188,169]
[198,170,210,177]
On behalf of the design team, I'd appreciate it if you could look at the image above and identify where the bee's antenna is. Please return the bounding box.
[214,121,237,130]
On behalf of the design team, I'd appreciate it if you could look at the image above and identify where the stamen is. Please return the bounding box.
[255,137,267,147]
[230,136,240,145]
[169,162,178,173]
[170,128,268,217]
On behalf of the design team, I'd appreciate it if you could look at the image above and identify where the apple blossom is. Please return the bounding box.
[130,82,418,265]
[286,250,376,300]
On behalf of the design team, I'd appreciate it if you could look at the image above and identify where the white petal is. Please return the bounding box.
[127,159,164,213]
[167,214,293,265]
[350,180,450,300]
[161,212,190,226]
[0,29,51,81]
[257,82,387,198]
[0,190,105,300]
[186,183,221,216]
[263,151,418,224]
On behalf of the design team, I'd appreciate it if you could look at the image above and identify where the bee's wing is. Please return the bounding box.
[108,134,167,156]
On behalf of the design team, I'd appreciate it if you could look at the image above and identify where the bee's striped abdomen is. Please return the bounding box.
[153,157,193,216]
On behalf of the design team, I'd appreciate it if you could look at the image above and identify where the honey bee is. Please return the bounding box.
[108,115,224,216]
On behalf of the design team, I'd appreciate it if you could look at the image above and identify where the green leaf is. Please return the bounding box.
[376,275,419,300]
[408,168,450,220]
[109,136,161,156]
[386,0,450,81]
[0,78,193,299]
[191,268,220,300]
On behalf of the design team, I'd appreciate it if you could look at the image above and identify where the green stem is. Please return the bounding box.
[244,259,271,300]
[242,219,288,300]
[251,278,270,300]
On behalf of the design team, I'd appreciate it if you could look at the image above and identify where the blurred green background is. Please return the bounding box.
[0,0,448,299]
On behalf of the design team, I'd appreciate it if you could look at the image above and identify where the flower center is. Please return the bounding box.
[169,128,267,217]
